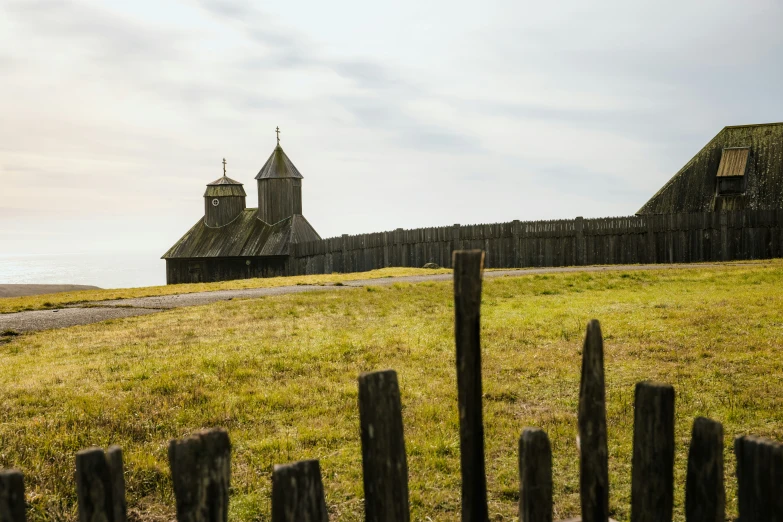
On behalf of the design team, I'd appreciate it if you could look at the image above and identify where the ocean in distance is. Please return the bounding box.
[0,250,166,289]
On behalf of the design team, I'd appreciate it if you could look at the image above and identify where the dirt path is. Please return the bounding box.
[0,263,753,333]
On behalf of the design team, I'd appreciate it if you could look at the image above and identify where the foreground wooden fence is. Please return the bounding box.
[291,210,783,274]
[1,251,782,521]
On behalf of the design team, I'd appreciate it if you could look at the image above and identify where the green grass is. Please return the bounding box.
[0,267,451,314]
[0,263,782,521]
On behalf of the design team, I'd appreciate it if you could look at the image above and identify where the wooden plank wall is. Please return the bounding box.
[290,210,783,275]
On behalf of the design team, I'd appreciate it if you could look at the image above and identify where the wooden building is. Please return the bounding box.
[638,122,783,214]
[163,135,321,284]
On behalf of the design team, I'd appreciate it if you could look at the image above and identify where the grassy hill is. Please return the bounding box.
[0,262,781,521]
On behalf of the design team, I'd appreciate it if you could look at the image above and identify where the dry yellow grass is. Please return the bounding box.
[0,262,781,521]
[0,267,450,314]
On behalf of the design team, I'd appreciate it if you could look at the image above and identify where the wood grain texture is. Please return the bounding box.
[685,418,724,522]
[578,320,609,522]
[291,209,783,277]
[358,370,410,522]
[106,446,127,522]
[734,435,783,522]
[631,382,675,522]
[0,470,26,522]
[518,428,552,522]
[639,123,783,214]
[204,196,246,228]
[75,447,114,522]
[453,249,488,522]
[271,460,328,522]
[168,428,231,522]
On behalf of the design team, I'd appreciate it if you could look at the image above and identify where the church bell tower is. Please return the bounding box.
[255,127,303,224]
[204,158,247,227]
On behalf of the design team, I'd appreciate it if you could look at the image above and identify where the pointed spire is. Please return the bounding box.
[222,157,227,177]
[276,126,281,146]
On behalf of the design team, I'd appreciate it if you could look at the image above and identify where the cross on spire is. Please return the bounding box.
[222,158,226,176]
[276,126,280,145]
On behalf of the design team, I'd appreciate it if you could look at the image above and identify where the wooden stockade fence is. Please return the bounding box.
[1,251,782,522]
[290,210,783,274]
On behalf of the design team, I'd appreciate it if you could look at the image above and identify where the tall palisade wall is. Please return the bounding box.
[290,210,783,274]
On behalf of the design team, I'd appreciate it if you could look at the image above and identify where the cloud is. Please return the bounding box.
[193,0,477,154]
[6,0,186,64]
[3,0,783,268]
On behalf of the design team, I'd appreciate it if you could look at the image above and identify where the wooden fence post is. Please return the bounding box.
[168,428,231,522]
[341,234,349,273]
[720,213,728,262]
[631,382,675,522]
[383,232,390,268]
[575,217,586,266]
[734,435,783,522]
[512,220,521,268]
[685,417,724,522]
[76,448,115,522]
[106,446,128,522]
[646,216,657,264]
[0,470,26,522]
[578,320,609,522]
[453,249,488,522]
[451,225,461,267]
[518,428,552,522]
[272,460,328,522]
[358,370,410,522]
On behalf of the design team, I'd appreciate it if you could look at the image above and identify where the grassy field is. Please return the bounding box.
[0,267,450,314]
[0,262,781,521]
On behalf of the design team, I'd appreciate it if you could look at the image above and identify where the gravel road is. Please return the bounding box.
[0,263,752,333]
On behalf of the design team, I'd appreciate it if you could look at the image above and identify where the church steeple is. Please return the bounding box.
[204,158,246,227]
[255,128,303,224]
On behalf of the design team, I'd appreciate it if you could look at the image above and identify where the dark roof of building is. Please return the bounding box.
[207,175,243,186]
[255,145,304,180]
[637,122,783,214]
[162,209,320,259]
[204,175,247,197]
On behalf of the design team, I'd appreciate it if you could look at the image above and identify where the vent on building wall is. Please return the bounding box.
[716,147,750,195]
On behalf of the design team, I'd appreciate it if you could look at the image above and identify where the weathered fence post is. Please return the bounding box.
[341,234,349,273]
[107,446,128,522]
[720,213,728,262]
[168,428,231,522]
[512,220,521,267]
[646,216,657,264]
[383,232,390,268]
[631,382,675,522]
[0,470,26,522]
[76,448,115,522]
[451,225,461,267]
[685,418,724,522]
[358,370,410,522]
[518,428,552,522]
[272,460,328,522]
[578,319,609,522]
[734,435,783,522]
[453,249,488,522]
[575,217,586,266]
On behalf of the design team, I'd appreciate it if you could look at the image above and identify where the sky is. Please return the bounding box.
[1,0,783,278]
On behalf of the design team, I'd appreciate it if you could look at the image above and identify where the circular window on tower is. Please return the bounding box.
[212,198,220,206]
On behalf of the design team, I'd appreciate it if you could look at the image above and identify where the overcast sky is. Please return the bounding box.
[2,0,783,258]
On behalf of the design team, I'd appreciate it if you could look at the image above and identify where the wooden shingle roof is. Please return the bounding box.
[204,175,247,197]
[162,209,320,259]
[255,145,304,180]
[637,122,783,214]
